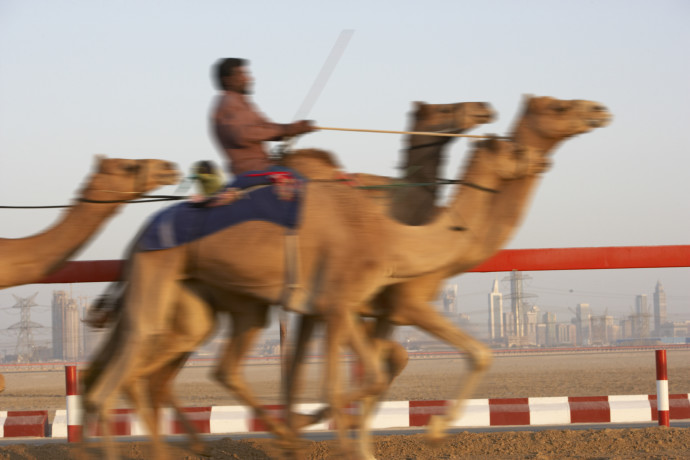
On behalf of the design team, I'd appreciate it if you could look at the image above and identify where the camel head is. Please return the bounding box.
[470,137,546,181]
[410,101,495,134]
[514,96,612,151]
[81,157,180,202]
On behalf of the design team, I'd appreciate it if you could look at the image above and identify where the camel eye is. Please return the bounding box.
[553,105,568,113]
[123,164,140,174]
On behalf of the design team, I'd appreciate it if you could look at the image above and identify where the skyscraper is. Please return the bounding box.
[635,294,650,338]
[442,284,458,314]
[488,279,503,341]
[52,291,82,361]
[575,303,591,346]
[653,281,667,335]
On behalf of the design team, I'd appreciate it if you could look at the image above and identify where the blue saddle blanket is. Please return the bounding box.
[139,168,304,251]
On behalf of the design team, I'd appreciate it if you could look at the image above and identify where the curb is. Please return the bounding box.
[3,394,689,438]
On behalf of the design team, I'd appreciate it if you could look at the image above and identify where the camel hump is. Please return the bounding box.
[280,149,343,180]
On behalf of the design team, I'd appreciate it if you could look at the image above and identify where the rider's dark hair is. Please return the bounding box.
[213,58,248,90]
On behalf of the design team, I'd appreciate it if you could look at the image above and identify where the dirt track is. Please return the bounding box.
[1,349,689,458]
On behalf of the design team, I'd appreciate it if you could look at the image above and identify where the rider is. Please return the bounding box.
[211,57,316,176]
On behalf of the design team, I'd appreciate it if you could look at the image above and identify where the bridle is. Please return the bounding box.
[0,161,185,209]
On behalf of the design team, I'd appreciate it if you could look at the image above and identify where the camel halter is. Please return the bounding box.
[0,161,185,209]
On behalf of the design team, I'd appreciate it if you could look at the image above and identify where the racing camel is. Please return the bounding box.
[81,101,496,451]
[281,95,611,459]
[84,97,610,460]
[0,157,177,393]
[0,157,179,289]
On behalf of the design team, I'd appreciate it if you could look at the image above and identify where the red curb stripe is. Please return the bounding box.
[171,407,212,434]
[250,405,284,432]
[489,398,530,426]
[568,396,611,423]
[4,411,48,438]
[409,400,446,427]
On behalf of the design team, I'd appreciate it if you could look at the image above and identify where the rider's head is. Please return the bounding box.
[214,58,252,94]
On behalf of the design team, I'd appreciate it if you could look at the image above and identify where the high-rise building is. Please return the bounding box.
[488,279,503,341]
[575,303,592,346]
[653,281,667,335]
[635,294,650,338]
[525,305,540,345]
[442,284,457,314]
[542,312,558,347]
[52,291,82,361]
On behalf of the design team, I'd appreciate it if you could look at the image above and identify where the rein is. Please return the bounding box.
[354,179,499,194]
[0,194,187,209]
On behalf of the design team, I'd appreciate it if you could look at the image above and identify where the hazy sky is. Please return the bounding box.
[1,1,688,352]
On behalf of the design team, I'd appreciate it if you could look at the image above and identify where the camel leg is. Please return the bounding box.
[399,301,491,443]
[284,315,329,432]
[123,281,216,457]
[322,308,387,458]
[357,319,409,460]
[83,249,185,458]
[213,304,296,441]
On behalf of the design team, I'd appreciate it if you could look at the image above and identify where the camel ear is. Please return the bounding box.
[413,101,426,110]
[93,154,106,170]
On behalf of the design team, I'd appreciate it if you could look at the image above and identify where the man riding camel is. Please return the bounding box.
[85,58,317,326]
[211,57,316,176]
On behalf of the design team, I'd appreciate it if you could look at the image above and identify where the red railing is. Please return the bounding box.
[38,245,690,284]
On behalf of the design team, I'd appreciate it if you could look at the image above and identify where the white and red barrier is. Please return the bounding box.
[42,394,690,438]
[64,365,82,441]
[2,393,689,439]
[3,349,688,438]
[656,349,670,427]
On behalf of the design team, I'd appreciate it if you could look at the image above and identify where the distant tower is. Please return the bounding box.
[7,293,44,362]
[635,294,650,338]
[653,281,667,335]
[502,270,534,339]
[52,291,82,361]
[488,279,503,341]
[442,284,458,314]
[575,303,592,346]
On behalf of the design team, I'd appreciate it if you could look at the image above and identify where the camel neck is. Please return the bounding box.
[0,194,121,288]
[390,150,505,278]
[475,121,557,254]
[389,134,451,225]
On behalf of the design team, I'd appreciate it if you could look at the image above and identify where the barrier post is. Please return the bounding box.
[655,350,670,427]
[65,365,83,442]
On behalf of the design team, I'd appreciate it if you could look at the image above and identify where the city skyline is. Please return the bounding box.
[1,268,687,359]
[482,273,687,347]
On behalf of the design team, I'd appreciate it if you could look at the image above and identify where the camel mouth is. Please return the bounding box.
[157,170,181,185]
[474,113,495,124]
[588,114,612,128]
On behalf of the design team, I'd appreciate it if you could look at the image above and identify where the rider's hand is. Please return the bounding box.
[285,120,316,136]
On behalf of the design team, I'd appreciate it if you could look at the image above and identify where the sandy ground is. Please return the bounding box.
[1,349,689,458]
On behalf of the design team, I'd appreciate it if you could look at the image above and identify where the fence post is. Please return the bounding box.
[65,365,82,442]
[655,350,670,427]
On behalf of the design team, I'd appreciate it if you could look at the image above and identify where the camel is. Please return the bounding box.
[0,157,178,394]
[84,97,611,460]
[80,137,542,460]
[278,96,611,458]
[0,157,179,289]
[80,101,495,451]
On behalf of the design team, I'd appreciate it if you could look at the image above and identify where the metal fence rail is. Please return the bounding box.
[37,245,690,284]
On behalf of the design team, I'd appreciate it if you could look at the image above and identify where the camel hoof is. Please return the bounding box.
[189,440,210,457]
[272,436,311,452]
[425,415,448,446]
[291,409,328,429]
